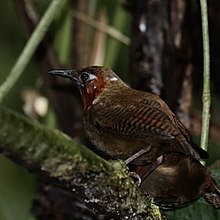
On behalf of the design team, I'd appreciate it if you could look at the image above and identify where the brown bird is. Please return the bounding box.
[49,66,220,210]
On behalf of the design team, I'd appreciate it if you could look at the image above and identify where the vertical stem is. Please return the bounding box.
[0,0,65,103]
[200,0,211,154]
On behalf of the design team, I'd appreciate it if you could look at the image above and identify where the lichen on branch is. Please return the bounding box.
[0,106,163,220]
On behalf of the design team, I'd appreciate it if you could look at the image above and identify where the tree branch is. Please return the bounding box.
[0,106,163,220]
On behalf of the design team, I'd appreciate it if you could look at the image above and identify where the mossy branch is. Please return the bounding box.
[0,106,163,220]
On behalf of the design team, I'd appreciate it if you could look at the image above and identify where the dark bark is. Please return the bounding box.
[128,0,193,129]
[71,0,91,68]
[209,0,220,97]
[192,0,220,98]
[128,0,164,96]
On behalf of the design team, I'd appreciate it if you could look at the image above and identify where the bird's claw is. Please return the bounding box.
[129,172,142,187]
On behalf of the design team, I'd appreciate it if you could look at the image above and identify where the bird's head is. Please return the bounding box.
[49,66,125,111]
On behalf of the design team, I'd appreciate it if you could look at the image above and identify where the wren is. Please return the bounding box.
[49,66,220,210]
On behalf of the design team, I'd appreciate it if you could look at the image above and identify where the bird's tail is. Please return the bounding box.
[203,179,220,209]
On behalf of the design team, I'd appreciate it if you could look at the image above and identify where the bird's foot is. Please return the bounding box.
[129,172,142,187]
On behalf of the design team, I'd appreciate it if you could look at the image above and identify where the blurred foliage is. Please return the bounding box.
[0,0,219,220]
[0,156,36,220]
[0,1,37,111]
[0,1,38,220]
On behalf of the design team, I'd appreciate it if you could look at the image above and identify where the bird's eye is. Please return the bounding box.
[79,72,97,85]
[80,72,90,82]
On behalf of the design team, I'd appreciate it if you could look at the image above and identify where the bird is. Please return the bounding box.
[49,65,220,210]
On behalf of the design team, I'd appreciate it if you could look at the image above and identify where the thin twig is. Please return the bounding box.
[72,10,130,46]
[24,0,39,24]
[199,0,211,156]
[0,0,65,103]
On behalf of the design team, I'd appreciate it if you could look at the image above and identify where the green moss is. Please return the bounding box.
[0,106,163,219]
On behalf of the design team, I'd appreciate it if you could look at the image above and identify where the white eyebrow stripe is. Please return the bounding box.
[110,77,118,81]
[89,74,97,80]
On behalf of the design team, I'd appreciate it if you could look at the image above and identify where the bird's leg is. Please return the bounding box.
[140,155,164,184]
[125,147,151,186]
[125,147,162,186]
[125,146,151,165]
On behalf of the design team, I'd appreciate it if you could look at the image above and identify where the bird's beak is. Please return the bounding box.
[48,69,78,82]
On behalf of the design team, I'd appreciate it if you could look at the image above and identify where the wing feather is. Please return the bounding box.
[88,92,202,159]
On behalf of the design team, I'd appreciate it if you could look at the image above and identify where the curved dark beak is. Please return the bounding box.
[48,69,78,82]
